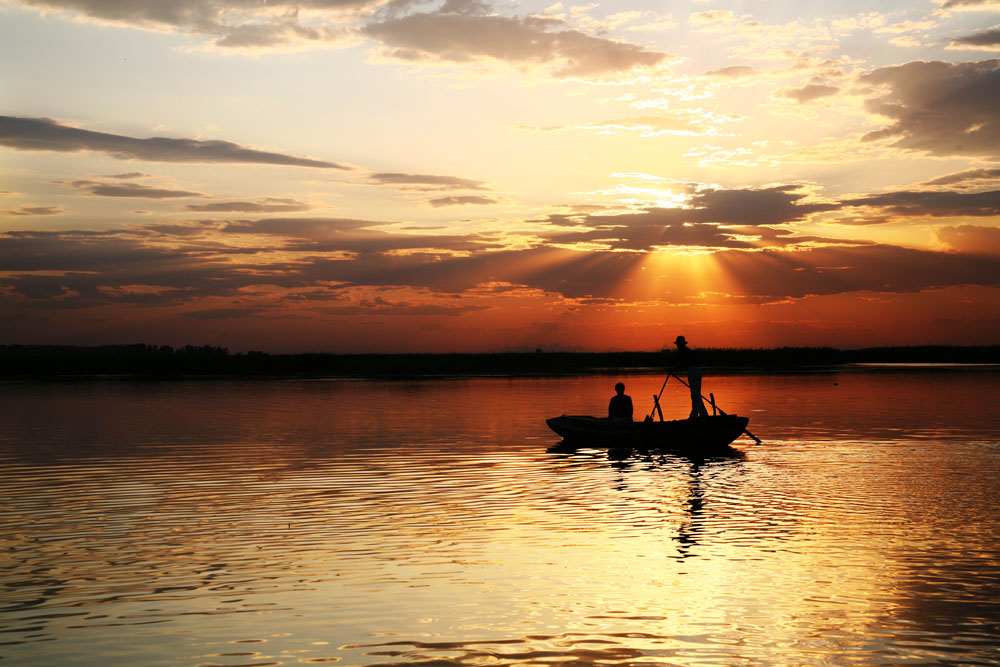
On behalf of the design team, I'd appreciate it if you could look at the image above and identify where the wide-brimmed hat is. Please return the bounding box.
[674,335,687,345]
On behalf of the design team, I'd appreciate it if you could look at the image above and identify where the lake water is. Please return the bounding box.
[1,369,999,666]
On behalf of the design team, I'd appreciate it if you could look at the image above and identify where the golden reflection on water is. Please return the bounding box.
[1,371,999,665]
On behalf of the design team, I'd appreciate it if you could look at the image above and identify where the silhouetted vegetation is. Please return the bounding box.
[1,344,998,378]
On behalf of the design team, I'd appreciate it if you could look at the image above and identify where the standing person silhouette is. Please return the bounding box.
[674,335,709,419]
[608,382,633,425]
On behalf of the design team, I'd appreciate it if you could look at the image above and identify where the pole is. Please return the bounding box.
[668,372,762,444]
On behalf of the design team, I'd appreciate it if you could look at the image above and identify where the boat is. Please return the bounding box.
[546,414,750,450]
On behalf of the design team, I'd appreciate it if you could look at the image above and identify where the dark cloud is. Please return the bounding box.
[369,172,489,191]
[842,189,1000,217]
[949,27,1000,49]
[428,195,498,207]
[0,116,351,169]
[70,180,203,199]
[541,217,756,251]
[3,206,64,216]
[777,83,840,103]
[937,224,1000,254]
[186,198,311,213]
[923,168,1000,187]
[364,10,669,78]
[529,187,840,251]
[859,59,1000,158]
[686,186,838,225]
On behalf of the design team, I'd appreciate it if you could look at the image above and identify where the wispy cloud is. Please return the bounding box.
[368,172,489,191]
[428,195,499,207]
[922,168,1000,188]
[69,180,203,199]
[2,205,65,216]
[776,83,840,104]
[0,116,351,169]
[935,0,1000,12]
[948,26,1000,50]
[186,198,312,213]
[842,189,1000,217]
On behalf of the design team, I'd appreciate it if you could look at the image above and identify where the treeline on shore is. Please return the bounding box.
[1,344,998,377]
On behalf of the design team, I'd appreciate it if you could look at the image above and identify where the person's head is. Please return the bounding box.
[614,382,625,395]
[674,335,688,348]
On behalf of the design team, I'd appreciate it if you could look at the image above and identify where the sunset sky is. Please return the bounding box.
[2,0,999,352]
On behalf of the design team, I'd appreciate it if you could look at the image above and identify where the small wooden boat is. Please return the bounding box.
[546,414,750,450]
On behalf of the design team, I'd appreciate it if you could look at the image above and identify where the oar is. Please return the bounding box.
[668,372,762,444]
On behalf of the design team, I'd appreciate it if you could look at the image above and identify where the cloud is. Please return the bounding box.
[428,195,499,207]
[949,27,1000,51]
[368,172,489,191]
[11,0,371,50]
[937,224,1000,254]
[69,180,203,199]
[212,21,354,50]
[0,116,351,169]
[686,186,838,225]
[3,206,65,216]
[103,171,151,179]
[935,0,1000,11]
[859,60,1000,158]
[186,198,312,213]
[364,9,670,78]
[842,189,1000,217]
[922,168,1000,188]
[702,65,757,77]
[777,83,840,103]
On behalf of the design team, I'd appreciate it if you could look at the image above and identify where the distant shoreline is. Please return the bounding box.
[2,344,999,379]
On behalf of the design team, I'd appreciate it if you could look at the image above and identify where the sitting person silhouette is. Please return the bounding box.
[608,382,633,424]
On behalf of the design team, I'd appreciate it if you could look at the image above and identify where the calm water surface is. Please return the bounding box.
[1,370,999,666]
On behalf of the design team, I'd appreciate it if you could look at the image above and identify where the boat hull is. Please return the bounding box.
[546,414,750,450]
